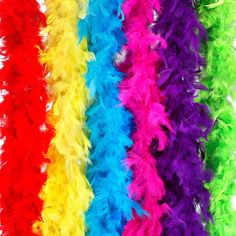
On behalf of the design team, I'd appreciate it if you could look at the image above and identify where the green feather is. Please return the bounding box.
[197,0,236,235]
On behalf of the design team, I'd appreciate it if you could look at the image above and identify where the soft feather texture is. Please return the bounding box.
[32,1,94,235]
[79,1,140,235]
[119,1,172,235]
[153,0,213,235]
[0,0,53,235]
[197,0,236,235]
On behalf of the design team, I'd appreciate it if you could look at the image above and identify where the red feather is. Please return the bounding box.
[0,1,53,235]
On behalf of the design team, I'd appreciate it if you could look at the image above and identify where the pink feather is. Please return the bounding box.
[119,0,172,235]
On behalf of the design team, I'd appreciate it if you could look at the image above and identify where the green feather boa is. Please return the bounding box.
[197,0,236,235]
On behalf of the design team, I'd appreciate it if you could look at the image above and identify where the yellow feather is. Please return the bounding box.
[33,0,93,235]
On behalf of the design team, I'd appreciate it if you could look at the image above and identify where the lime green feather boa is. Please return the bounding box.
[197,0,236,235]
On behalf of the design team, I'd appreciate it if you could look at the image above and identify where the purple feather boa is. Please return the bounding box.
[152,0,213,235]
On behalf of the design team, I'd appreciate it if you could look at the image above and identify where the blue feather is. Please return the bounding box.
[79,1,141,235]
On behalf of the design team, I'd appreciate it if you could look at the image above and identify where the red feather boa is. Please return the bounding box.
[0,1,52,235]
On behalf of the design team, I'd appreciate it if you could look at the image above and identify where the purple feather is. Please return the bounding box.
[152,0,213,235]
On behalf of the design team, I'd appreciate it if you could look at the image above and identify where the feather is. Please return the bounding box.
[32,0,94,235]
[119,1,172,235]
[79,1,141,235]
[197,0,236,235]
[0,0,53,235]
[153,0,214,235]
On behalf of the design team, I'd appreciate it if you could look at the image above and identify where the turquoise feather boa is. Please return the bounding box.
[79,1,140,235]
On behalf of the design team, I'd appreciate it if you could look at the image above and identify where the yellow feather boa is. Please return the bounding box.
[33,0,93,235]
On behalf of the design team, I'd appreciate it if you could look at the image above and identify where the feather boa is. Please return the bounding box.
[119,1,172,235]
[197,0,236,235]
[79,1,141,235]
[0,0,52,235]
[153,0,214,235]
[32,1,93,235]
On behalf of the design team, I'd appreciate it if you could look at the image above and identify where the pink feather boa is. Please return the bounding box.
[119,1,172,235]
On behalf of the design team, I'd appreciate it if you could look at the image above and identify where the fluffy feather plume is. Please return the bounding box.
[153,0,213,235]
[119,1,172,235]
[79,1,141,235]
[0,0,53,235]
[32,0,94,235]
[197,0,236,235]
